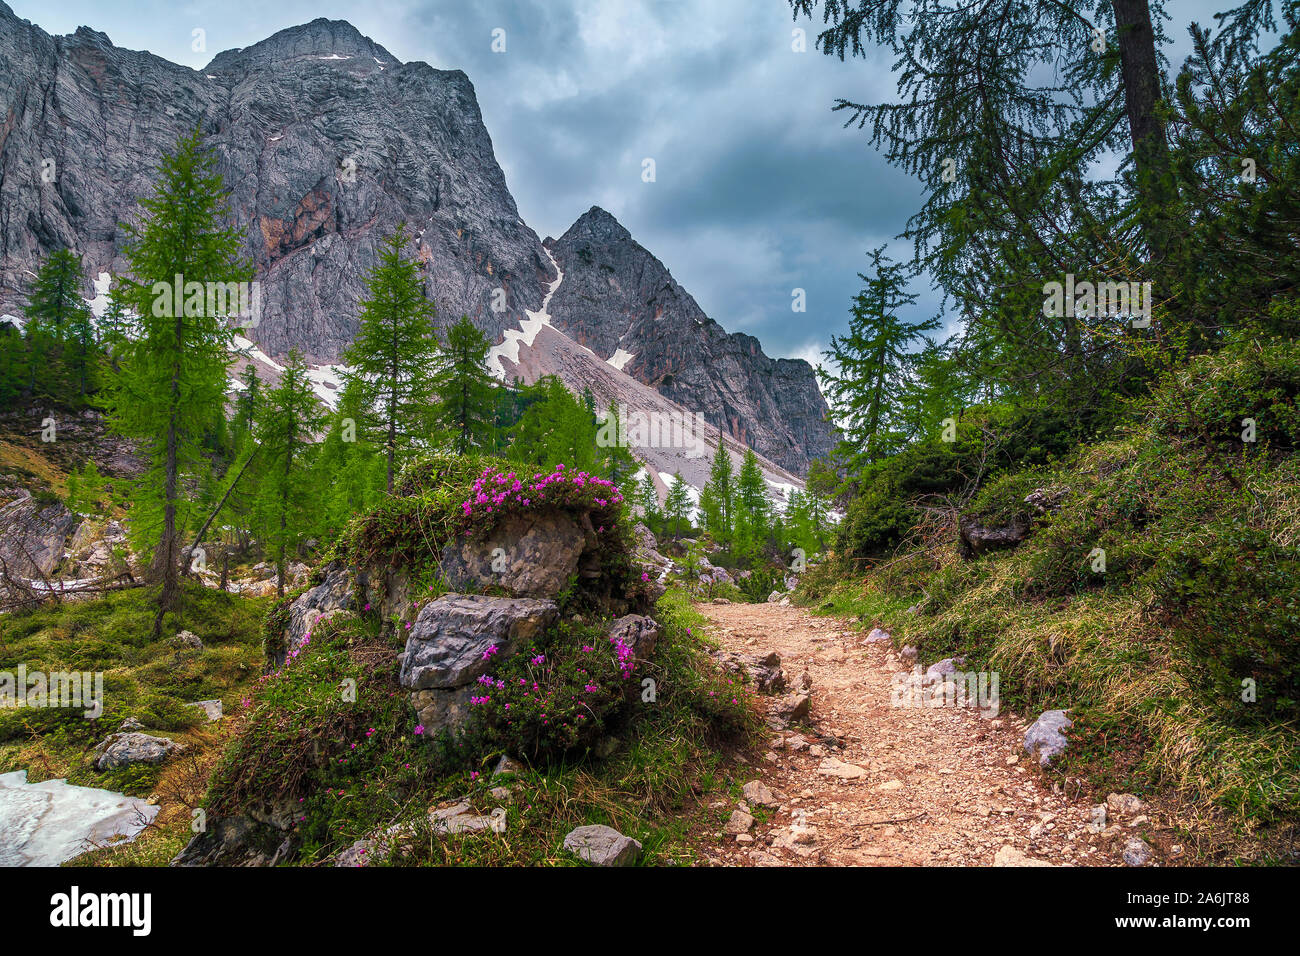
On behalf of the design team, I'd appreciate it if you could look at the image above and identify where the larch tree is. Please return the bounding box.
[663,472,693,540]
[702,441,735,547]
[101,129,251,632]
[255,350,325,597]
[819,246,936,475]
[23,248,93,403]
[431,314,497,454]
[342,223,442,492]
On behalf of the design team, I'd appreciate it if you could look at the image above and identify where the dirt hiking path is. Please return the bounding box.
[692,600,1133,867]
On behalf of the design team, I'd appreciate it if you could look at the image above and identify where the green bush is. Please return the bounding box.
[837,402,1089,559]
[962,467,1051,528]
[1147,336,1300,450]
[735,566,781,603]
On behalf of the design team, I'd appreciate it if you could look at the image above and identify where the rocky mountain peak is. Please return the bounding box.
[557,206,635,245]
[205,18,398,74]
[544,208,837,473]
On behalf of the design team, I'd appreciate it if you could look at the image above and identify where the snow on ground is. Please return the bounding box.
[231,335,285,373]
[224,336,348,410]
[0,769,158,866]
[607,348,635,371]
[487,248,563,380]
[658,470,702,520]
[765,478,801,513]
[87,272,112,318]
[305,364,348,409]
[24,577,100,593]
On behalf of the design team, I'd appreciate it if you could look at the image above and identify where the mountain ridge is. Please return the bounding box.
[0,3,835,474]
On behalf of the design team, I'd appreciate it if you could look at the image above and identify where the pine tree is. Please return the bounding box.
[23,248,94,404]
[431,314,497,454]
[254,350,325,597]
[595,400,638,490]
[634,471,661,535]
[342,223,441,492]
[819,247,937,476]
[702,442,735,546]
[101,128,251,628]
[312,376,387,537]
[734,448,771,563]
[663,472,692,540]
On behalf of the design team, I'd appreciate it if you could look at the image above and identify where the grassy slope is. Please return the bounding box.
[0,584,269,864]
[0,445,767,866]
[798,348,1300,863]
[2,583,759,866]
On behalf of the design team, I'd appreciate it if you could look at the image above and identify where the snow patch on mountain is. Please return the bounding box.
[658,470,702,520]
[488,249,563,380]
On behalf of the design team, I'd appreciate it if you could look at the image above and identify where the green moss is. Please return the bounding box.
[0,583,267,793]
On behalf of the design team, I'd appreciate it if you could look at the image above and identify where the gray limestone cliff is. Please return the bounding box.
[0,3,835,473]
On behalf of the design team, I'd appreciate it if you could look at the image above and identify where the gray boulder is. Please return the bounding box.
[696,556,734,586]
[172,630,203,650]
[631,522,657,553]
[272,563,355,666]
[409,686,476,734]
[715,650,786,694]
[1023,709,1073,767]
[1024,487,1067,514]
[186,699,223,722]
[741,780,779,808]
[92,732,182,770]
[1107,792,1144,816]
[1122,837,1154,867]
[562,824,641,867]
[0,493,78,590]
[399,593,558,691]
[606,614,659,661]
[440,511,594,599]
[924,655,967,679]
[959,513,1030,557]
[769,692,812,729]
[172,796,300,866]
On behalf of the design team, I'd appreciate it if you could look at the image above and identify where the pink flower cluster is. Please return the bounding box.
[611,633,635,679]
[282,632,311,668]
[459,464,625,525]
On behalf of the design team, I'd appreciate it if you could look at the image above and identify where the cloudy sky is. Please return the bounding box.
[11,0,1250,371]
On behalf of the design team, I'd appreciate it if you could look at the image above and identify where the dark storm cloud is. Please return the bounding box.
[10,0,1253,370]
